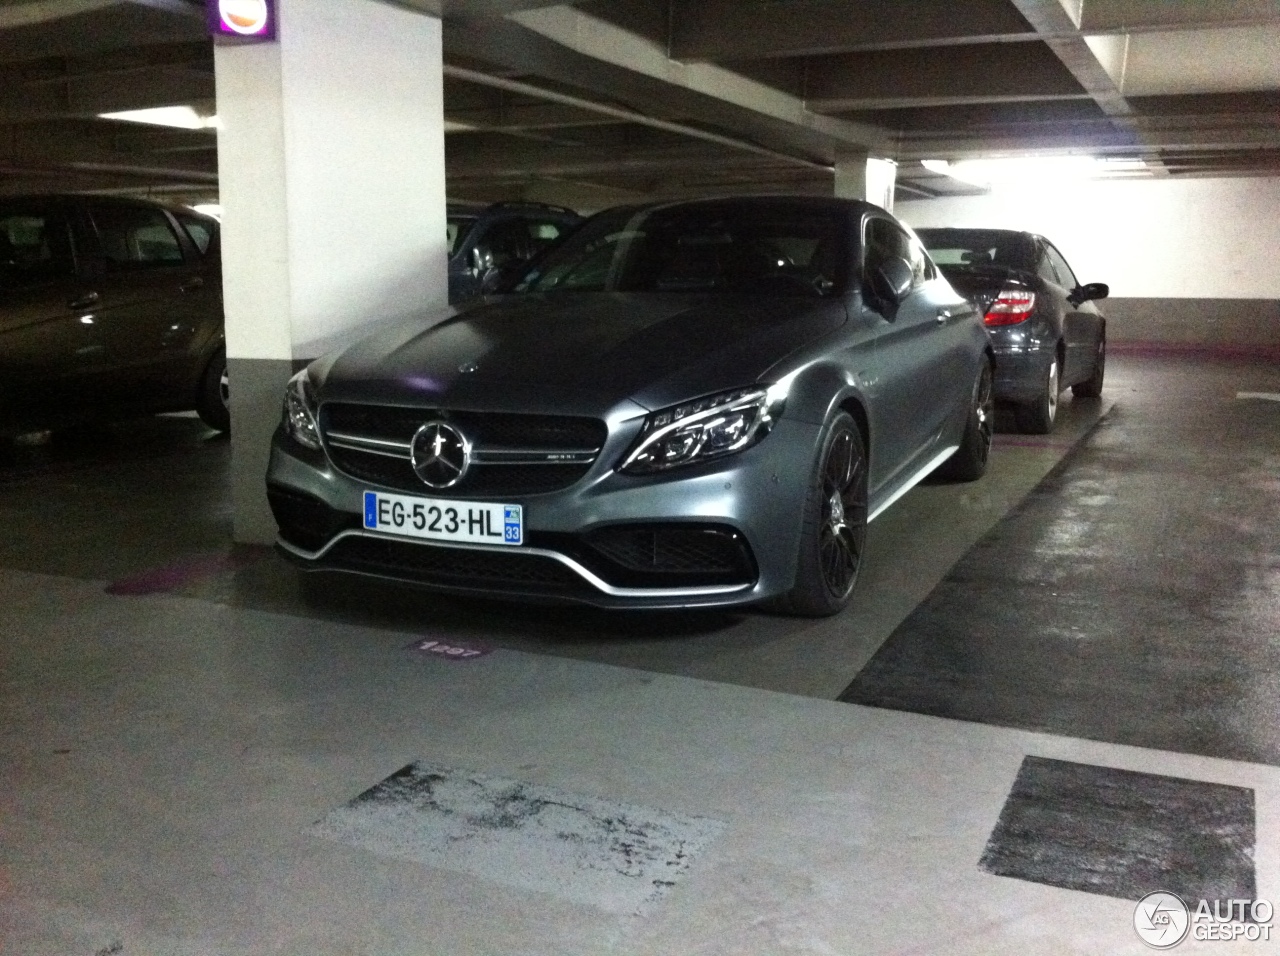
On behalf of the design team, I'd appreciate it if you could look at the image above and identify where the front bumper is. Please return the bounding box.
[265,416,820,609]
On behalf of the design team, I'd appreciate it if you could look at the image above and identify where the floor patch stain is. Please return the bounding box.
[980,756,1256,904]
[312,762,725,913]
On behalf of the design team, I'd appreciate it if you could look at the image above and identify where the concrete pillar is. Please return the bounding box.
[834,150,898,213]
[215,0,448,543]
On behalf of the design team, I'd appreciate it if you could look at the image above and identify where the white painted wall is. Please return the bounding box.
[217,0,448,362]
[899,176,1280,299]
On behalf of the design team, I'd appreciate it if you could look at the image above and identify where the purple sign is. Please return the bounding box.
[208,0,276,42]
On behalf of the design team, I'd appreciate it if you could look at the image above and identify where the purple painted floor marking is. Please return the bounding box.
[105,550,261,596]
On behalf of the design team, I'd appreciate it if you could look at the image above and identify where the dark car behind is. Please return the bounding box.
[915,227,1108,433]
[0,194,226,436]
[447,201,581,304]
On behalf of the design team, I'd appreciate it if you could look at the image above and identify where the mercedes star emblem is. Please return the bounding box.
[410,420,470,489]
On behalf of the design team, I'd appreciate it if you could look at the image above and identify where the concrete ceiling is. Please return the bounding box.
[0,0,1278,205]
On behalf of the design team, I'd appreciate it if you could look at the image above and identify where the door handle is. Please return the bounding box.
[68,291,100,311]
[180,276,205,293]
[936,308,953,323]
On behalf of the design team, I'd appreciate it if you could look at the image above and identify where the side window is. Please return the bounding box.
[1045,244,1079,290]
[911,238,936,282]
[89,205,185,269]
[474,219,533,269]
[527,219,565,257]
[865,218,927,286]
[1036,250,1061,286]
[0,209,75,290]
[174,212,214,255]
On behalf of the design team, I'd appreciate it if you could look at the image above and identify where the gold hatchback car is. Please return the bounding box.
[0,194,226,437]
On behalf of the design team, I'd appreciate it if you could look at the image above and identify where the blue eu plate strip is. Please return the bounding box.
[364,491,378,529]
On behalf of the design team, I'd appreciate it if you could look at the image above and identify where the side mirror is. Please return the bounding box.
[868,256,914,313]
[1070,281,1109,306]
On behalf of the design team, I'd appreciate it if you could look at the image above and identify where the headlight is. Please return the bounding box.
[619,386,784,474]
[282,369,321,450]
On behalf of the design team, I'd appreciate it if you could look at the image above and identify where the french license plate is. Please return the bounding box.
[363,491,523,546]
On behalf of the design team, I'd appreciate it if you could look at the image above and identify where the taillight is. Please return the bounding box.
[984,289,1036,326]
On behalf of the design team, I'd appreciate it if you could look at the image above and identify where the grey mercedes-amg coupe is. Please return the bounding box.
[266,197,994,616]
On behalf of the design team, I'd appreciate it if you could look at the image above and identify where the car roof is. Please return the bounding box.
[0,192,217,220]
[447,200,580,218]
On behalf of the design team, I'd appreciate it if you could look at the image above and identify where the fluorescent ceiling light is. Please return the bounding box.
[99,106,221,130]
[191,204,223,220]
[922,156,1146,188]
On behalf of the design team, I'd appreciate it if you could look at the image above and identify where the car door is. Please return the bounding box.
[860,215,960,494]
[1044,241,1102,385]
[80,201,210,406]
[0,200,102,425]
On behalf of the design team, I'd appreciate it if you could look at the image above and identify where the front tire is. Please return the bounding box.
[196,347,230,433]
[938,358,994,482]
[1014,353,1060,434]
[777,412,868,617]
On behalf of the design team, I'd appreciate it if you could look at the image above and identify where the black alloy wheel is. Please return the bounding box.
[939,358,994,482]
[1072,335,1106,398]
[196,347,231,433]
[778,411,868,617]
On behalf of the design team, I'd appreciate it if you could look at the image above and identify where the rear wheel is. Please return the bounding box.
[196,347,230,433]
[777,412,868,617]
[1014,353,1060,434]
[1072,335,1106,398]
[938,358,994,482]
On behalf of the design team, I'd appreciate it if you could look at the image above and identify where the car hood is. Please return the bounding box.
[314,292,846,414]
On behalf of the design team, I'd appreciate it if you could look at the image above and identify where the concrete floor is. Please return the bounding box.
[2,353,1278,954]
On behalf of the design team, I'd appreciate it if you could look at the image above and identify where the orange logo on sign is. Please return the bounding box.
[219,0,269,34]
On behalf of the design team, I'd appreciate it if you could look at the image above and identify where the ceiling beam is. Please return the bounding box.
[444,65,834,171]
[805,43,1087,112]
[670,0,1037,61]
[0,0,119,29]
[0,66,214,123]
[0,122,217,175]
[447,136,790,179]
[1078,0,1280,32]
[508,5,887,150]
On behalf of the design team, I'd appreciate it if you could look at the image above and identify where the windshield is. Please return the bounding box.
[447,216,478,257]
[916,229,1035,271]
[514,203,848,297]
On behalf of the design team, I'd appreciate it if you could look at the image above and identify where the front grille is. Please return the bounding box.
[324,535,591,596]
[586,525,751,575]
[320,403,606,497]
[571,523,758,588]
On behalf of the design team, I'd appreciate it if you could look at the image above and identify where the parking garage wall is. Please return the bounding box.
[900,176,1280,355]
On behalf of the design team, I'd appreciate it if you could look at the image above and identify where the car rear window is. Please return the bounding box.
[916,229,1034,271]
